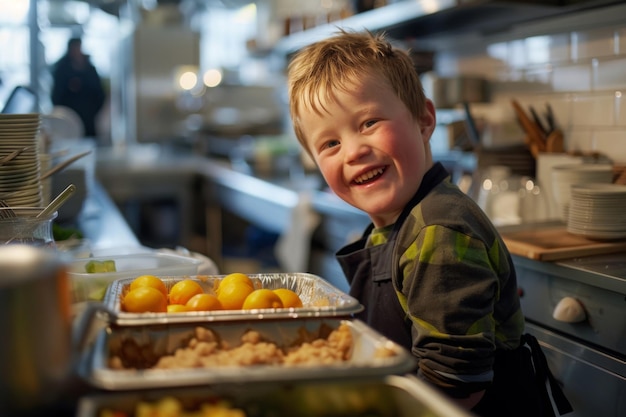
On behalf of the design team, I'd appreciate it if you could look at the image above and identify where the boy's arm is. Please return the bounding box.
[397,224,505,399]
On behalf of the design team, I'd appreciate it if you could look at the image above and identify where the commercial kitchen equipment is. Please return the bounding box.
[513,252,625,417]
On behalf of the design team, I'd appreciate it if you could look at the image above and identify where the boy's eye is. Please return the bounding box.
[364,119,377,128]
[322,139,340,150]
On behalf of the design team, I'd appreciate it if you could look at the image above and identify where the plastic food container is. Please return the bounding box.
[102,272,363,326]
[69,253,202,303]
[76,374,473,417]
[83,318,415,390]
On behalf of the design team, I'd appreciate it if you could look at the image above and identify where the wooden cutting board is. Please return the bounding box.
[500,225,626,261]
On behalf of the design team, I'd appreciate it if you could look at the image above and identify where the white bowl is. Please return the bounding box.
[68,252,202,303]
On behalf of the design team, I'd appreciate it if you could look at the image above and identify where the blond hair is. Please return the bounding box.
[287,30,427,152]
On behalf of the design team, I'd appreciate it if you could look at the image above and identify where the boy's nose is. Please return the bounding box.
[344,137,371,163]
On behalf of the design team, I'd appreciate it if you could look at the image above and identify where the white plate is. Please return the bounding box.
[4,196,42,206]
[567,226,626,241]
[570,183,626,196]
[567,220,626,231]
[0,113,41,121]
[0,187,41,199]
[0,176,39,188]
[0,161,39,173]
[0,136,39,143]
[0,125,40,131]
[569,204,626,213]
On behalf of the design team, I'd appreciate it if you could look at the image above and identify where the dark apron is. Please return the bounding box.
[335,185,573,417]
[336,226,413,349]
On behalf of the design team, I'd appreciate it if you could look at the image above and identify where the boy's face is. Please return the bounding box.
[299,74,436,227]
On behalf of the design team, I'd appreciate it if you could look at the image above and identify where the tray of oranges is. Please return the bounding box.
[83,317,415,390]
[101,272,363,326]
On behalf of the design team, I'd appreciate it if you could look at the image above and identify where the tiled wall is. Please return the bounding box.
[433,19,626,164]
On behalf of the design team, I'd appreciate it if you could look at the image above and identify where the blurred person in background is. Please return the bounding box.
[51,37,106,138]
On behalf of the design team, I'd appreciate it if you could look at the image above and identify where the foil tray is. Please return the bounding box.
[76,374,473,417]
[102,273,363,326]
[83,318,416,390]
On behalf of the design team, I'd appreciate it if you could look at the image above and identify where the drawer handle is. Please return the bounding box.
[552,296,587,323]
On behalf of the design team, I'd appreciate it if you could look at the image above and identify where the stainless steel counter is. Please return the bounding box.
[200,158,370,290]
[94,146,369,280]
[77,180,140,251]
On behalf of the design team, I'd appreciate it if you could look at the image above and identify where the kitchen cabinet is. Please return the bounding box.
[273,0,626,58]
[513,253,626,417]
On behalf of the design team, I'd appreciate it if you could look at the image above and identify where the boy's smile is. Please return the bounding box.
[353,167,386,185]
[300,73,436,227]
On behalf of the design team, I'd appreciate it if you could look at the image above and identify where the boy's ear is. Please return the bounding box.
[419,99,437,140]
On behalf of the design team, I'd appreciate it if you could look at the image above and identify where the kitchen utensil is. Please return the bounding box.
[0,146,29,166]
[511,99,546,156]
[40,149,92,181]
[77,374,473,417]
[0,200,16,219]
[37,183,75,218]
[545,103,556,132]
[422,73,488,109]
[546,129,564,153]
[0,244,104,415]
[529,105,549,135]
[0,245,73,414]
[85,318,414,390]
[102,272,363,326]
[1,207,58,246]
[462,101,481,148]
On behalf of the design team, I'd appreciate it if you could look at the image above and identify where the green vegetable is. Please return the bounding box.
[53,223,83,241]
[85,260,117,273]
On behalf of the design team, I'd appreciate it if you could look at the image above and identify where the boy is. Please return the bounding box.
[287,30,571,416]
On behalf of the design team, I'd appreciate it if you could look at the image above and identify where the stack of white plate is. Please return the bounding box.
[551,163,614,221]
[567,183,626,240]
[0,113,43,207]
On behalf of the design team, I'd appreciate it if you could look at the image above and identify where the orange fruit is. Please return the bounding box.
[169,279,204,305]
[186,293,223,312]
[217,282,254,310]
[217,273,254,294]
[242,289,284,310]
[123,287,167,313]
[273,288,303,308]
[167,304,192,313]
[130,274,167,297]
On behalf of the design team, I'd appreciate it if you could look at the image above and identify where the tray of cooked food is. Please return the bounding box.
[100,272,363,326]
[76,374,473,417]
[82,317,416,390]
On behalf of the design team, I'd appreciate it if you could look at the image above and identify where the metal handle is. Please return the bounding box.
[552,296,586,323]
[37,184,76,218]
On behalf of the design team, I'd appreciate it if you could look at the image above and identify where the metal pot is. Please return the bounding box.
[421,72,489,109]
[0,245,75,415]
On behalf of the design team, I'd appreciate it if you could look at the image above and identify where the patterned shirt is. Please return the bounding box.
[366,164,525,397]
